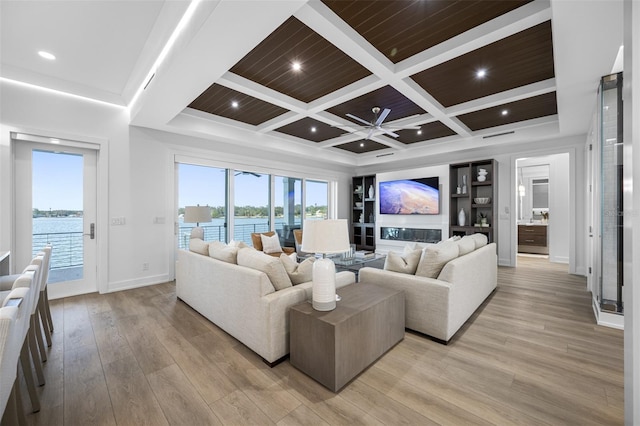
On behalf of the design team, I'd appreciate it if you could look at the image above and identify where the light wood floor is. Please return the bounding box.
[17,257,623,425]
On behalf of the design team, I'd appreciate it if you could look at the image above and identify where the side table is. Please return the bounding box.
[289,283,404,392]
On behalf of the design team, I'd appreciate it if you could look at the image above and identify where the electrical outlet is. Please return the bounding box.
[153,216,165,224]
[142,262,149,271]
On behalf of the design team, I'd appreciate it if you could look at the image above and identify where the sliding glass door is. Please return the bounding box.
[177,163,227,248]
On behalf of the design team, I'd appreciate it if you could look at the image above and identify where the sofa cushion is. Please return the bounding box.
[208,241,239,264]
[457,236,476,256]
[280,254,315,285]
[469,233,488,249]
[415,241,459,278]
[445,235,461,242]
[384,248,422,275]
[237,248,292,291]
[189,238,209,256]
[261,233,284,254]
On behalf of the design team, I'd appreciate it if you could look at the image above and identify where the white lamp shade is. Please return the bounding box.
[301,219,350,254]
[184,205,212,224]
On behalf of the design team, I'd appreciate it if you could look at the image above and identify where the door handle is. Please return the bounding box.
[84,223,95,239]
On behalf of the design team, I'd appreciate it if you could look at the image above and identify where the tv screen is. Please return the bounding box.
[379,177,440,215]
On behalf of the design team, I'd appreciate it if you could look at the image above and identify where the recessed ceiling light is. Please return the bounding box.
[50,138,60,144]
[310,126,317,133]
[501,109,508,116]
[360,142,364,147]
[38,51,56,60]
[476,69,487,79]
[231,101,239,108]
[417,130,422,135]
[292,62,301,71]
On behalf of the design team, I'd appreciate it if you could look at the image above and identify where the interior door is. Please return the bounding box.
[14,139,98,299]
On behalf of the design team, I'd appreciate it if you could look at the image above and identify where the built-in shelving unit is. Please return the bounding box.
[351,175,376,251]
[449,159,498,245]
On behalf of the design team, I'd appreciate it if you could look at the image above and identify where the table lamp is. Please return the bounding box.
[301,219,350,311]
[184,205,211,239]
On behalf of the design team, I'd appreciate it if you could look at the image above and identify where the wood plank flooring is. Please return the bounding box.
[17,257,623,425]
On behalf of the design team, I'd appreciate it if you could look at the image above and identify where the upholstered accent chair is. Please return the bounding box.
[292,229,313,258]
[250,232,295,257]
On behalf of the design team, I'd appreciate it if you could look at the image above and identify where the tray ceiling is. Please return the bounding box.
[186,0,558,158]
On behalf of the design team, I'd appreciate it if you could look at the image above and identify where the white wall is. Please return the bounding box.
[356,135,586,273]
[0,80,353,295]
[374,165,449,253]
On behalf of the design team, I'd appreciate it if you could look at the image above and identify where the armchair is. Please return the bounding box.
[250,232,295,257]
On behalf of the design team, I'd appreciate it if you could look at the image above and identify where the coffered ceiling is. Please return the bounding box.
[0,0,625,168]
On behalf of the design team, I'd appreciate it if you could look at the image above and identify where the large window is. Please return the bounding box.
[178,164,227,248]
[275,176,302,248]
[234,171,270,245]
[305,180,328,221]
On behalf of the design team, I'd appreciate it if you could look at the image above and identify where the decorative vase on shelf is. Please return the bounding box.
[368,185,375,199]
[462,175,467,194]
[458,208,466,227]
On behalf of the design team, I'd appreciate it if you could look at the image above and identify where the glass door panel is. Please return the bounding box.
[275,176,301,249]
[234,171,270,245]
[305,180,328,221]
[177,163,227,248]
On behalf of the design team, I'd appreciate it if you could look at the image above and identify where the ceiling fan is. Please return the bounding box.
[343,107,421,140]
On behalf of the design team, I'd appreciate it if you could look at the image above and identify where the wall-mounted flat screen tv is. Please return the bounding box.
[379,177,440,215]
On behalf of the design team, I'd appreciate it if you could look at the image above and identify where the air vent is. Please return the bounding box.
[376,153,394,158]
[482,131,515,139]
[143,73,156,90]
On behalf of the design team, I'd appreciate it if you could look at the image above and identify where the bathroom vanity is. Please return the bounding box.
[518,224,548,255]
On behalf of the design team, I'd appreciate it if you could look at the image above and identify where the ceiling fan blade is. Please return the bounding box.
[384,126,422,130]
[346,113,373,126]
[366,128,374,140]
[382,129,399,138]
[375,108,391,126]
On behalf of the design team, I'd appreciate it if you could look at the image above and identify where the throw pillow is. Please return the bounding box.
[237,248,292,291]
[228,239,249,249]
[384,249,422,275]
[208,241,239,264]
[415,241,459,278]
[469,233,488,249]
[445,235,461,242]
[189,238,209,256]
[457,236,476,256]
[280,254,315,285]
[260,233,283,254]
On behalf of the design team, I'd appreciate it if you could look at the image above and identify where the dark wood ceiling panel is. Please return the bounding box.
[457,92,557,131]
[334,140,388,154]
[327,85,426,124]
[188,84,289,126]
[395,121,457,144]
[274,117,345,142]
[321,0,532,63]
[229,17,371,103]
[411,21,555,107]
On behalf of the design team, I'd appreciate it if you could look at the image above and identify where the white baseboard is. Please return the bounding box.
[107,273,171,293]
[592,298,624,330]
[498,257,513,267]
[551,255,569,264]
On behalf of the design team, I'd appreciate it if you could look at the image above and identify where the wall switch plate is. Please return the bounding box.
[153,217,165,224]
[111,217,126,226]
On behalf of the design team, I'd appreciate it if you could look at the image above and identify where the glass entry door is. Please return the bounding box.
[14,139,98,299]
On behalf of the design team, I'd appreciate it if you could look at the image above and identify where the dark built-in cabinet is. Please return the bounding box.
[351,175,376,251]
[449,159,498,245]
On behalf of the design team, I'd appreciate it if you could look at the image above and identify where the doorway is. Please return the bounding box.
[14,139,98,299]
[514,153,571,267]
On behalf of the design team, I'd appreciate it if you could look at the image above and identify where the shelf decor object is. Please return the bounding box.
[301,219,350,311]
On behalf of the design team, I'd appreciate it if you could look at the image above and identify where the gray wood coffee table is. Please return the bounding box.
[289,283,404,392]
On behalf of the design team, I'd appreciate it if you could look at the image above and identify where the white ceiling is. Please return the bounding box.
[0,0,624,167]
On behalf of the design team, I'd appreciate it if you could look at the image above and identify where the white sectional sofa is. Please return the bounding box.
[359,235,497,342]
[176,244,355,364]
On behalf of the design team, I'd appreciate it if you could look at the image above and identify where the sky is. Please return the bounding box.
[30,157,328,211]
[32,150,83,211]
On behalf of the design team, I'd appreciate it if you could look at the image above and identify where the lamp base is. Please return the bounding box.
[312,257,336,311]
[190,226,204,240]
